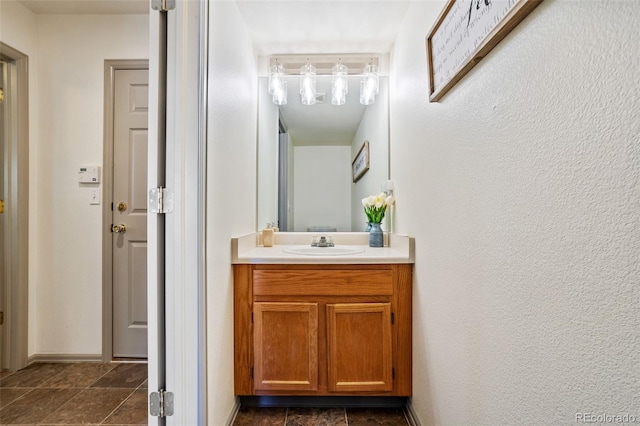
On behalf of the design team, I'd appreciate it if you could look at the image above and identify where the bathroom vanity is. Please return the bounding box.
[232,233,414,397]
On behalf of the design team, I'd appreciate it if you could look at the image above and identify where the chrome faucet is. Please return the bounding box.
[311,235,334,247]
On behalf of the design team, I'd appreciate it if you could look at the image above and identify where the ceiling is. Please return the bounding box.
[235,1,411,55]
[277,76,371,146]
[18,0,409,146]
[16,0,410,53]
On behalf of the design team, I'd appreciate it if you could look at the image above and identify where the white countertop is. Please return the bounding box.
[232,232,414,264]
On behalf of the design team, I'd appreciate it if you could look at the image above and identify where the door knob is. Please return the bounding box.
[111,223,126,233]
[117,201,127,212]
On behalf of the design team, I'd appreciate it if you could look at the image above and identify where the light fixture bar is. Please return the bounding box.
[270,54,379,75]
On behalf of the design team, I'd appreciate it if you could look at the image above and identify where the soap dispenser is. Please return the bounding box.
[262,223,275,247]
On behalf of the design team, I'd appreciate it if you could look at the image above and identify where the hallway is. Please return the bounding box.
[0,362,147,425]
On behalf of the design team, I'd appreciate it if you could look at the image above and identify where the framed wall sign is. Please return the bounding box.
[352,141,370,183]
[426,0,543,102]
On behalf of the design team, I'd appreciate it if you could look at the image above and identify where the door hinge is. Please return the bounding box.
[151,0,175,11]
[148,187,174,214]
[0,312,4,325]
[391,312,395,325]
[149,390,174,417]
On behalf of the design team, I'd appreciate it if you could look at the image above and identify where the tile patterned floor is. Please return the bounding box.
[2,363,408,425]
[0,362,148,425]
[233,406,410,425]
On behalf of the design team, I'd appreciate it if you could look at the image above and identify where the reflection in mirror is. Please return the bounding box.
[257,76,389,232]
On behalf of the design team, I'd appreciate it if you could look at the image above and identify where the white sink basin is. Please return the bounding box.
[282,246,366,256]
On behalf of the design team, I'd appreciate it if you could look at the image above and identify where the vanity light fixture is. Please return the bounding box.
[331,62,348,106]
[300,63,317,105]
[360,63,379,106]
[269,63,287,105]
[268,55,380,106]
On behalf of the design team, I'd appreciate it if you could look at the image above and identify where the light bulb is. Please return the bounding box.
[268,64,285,95]
[331,63,348,106]
[360,64,379,105]
[272,80,287,105]
[300,64,317,106]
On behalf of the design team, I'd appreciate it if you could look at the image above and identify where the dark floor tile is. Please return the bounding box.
[346,408,408,425]
[39,363,116,389]
[90,363,147,389]
[0,388,32,409]
[102,388,148,425]
[286,407,346,426]
[0,371,13,379]
[40,388,133,424]
[0,388,80,424]
[0,363,72,388]
[233,406,287,426]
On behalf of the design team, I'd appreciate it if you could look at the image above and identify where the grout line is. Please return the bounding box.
[283,407,288,426]
[344,407,349,425]
[35,362,78,388]
[86,362,120,388]
[0,387,36,410]
[97,387,138,425]
[0,362,147,425]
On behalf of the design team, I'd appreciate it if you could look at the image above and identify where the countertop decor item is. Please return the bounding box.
[369,222,383,248]
[362,193,395,247]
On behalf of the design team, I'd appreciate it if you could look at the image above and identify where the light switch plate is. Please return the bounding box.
[90,188,100,205]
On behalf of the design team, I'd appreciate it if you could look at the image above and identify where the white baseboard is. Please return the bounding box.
[404,399,422,426]
[27,353,103,364]
[226,397,241,426]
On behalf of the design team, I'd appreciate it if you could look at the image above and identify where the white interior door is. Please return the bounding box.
[112,67,149,359]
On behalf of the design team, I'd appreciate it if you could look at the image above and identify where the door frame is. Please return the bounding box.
[0,42,29,372]
[102,59,149,362]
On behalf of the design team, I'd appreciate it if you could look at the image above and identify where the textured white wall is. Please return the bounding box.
[1,4,149,356]
[391,1,640,424]
[206,1,257,423]
[351,78,390,232]
[293,145,351,232]
[256,78,279,230]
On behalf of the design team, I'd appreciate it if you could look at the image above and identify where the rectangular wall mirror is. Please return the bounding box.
[257,75,389,232]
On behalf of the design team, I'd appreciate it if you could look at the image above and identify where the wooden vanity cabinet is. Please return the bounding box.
[234,264,412,396]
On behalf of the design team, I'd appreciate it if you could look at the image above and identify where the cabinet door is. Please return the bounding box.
[327,303,393,392]
[253,302,318,391]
